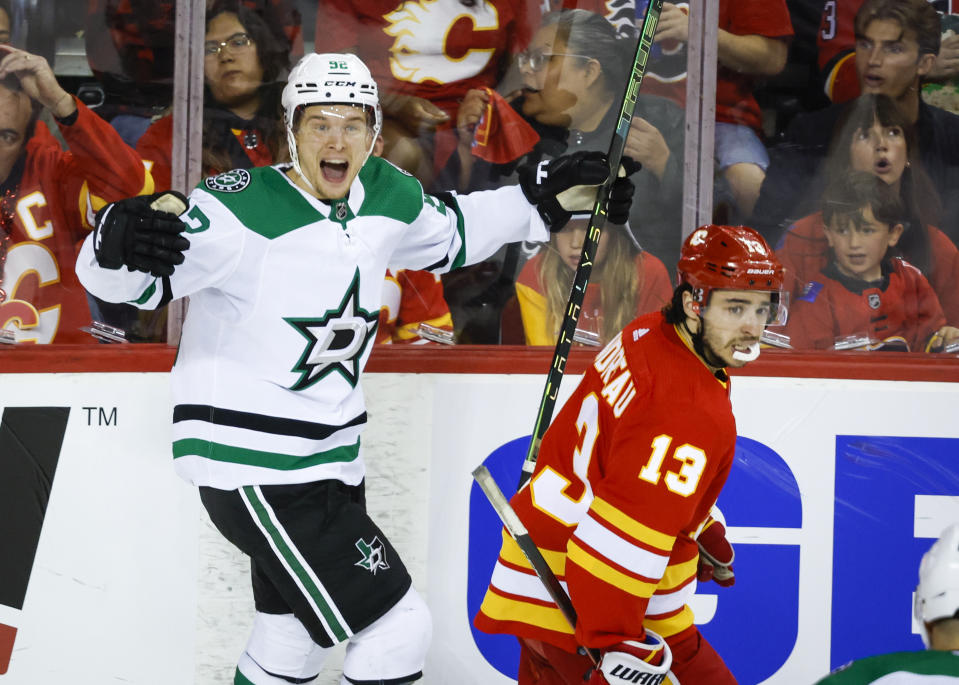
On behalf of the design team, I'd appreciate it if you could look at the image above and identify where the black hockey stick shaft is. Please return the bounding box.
[519,0,663,490]
[472,465,600,666]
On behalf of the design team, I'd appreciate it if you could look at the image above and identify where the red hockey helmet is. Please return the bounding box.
[677,225,786,322]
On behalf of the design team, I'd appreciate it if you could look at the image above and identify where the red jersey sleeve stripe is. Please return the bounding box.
[567,540,658,599]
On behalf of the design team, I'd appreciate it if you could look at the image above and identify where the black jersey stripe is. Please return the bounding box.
[172,404,367,439]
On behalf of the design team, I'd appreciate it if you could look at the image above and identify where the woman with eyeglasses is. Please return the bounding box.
[136,1,291,191]
[452,9,686,276]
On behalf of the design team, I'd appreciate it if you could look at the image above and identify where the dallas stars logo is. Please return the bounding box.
[285,269,378,391]
[354,536,390,575]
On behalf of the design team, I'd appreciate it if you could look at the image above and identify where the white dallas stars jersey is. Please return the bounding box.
[77,158,547,489]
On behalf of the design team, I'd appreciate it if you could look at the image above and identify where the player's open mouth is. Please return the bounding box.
[321,161,349,183]
[876,158,890,171]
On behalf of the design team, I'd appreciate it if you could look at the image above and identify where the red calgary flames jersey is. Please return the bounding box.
[777,212,959,326]
[638,0,794,135]
[0,101,152,343]
[475,311,737,650]
[376,268,453,343]
[785,258,946,351]
[314,0,532,116]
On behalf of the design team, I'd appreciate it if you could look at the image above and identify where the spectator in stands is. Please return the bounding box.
[777,93,959,325]
[784,171,959,352]
[753,0,959,249]
[0,1,11,45]
[511,213,672,347]
[818,0,959,106]
[464,10,685,266]
[640,0,794,221]
[815,522,959,683]
[0,46,152,343]
[313,0,534,190]
[84,0,302,147]
[136,2,290,190]
[443,9,684,342]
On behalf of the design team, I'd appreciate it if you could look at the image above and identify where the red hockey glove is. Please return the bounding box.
[586,630,672,684]
[696,509,735,587]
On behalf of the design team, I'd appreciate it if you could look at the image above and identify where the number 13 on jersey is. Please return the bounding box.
[530,395,708,526]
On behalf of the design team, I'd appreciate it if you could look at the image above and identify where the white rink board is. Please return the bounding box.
[0,371,957,684]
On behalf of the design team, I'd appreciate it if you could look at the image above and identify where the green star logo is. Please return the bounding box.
[354,536,390,575]
[285,269,378,391]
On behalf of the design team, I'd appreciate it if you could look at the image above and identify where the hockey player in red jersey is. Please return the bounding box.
[475,223,787,684]
[0,46,153,343]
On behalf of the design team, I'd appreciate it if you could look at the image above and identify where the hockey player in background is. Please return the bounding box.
[75,52,636,685]
[815,522,959,683]
[475,224,787,684]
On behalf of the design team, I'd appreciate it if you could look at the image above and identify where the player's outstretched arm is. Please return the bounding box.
[93,191,190,278]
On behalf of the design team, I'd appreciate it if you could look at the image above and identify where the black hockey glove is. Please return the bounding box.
[93,191,190,278]
[518,150,610,232]
[607,175,636,226]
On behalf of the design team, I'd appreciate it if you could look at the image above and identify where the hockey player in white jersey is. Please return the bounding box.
[76,52,636,685]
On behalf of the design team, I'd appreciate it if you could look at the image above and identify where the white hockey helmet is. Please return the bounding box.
[914,522,959,647]
[281,53,381,185]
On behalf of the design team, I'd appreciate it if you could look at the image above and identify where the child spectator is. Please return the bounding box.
[754,0,959,249]
[785,171,959,352]
[512,214,672,347]
[0,47,153,343]
[777,93,959,325]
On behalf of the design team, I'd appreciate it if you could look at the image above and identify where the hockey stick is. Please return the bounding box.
[518,0,663,490]
[472,465,600,666]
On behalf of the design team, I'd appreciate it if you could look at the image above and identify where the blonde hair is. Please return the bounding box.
[539,227,642,345]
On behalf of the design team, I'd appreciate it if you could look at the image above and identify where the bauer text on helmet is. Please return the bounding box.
[281,54,381,197]
[678,224,787,325]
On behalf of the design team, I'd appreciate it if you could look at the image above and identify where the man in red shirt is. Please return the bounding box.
[637,0,793,220]
[475,224,786,684]
[0,46,152,343]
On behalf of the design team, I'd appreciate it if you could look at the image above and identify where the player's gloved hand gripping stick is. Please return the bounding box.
[518,0,664,490]
[473,465,678,684]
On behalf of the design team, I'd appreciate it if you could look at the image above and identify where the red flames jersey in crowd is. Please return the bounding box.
[785,257,946,351]
[817,0,954,102]
[0,100,152,344]
[634,0,793,136]
[777,211,959,326]
[476,311,736,650]
[314,0,533,116]
[376,268,453,343]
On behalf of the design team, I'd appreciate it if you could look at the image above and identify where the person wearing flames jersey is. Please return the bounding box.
[475,224,787,684]
[313,0,535,188]
[0,46,152,344]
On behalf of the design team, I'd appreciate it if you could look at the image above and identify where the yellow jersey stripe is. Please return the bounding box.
[480,589,575,635]
[567,540,657,598]
[590,497,675,552]
[659,557,698,590]
[644,606,695,638]
[499,529,567,576]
